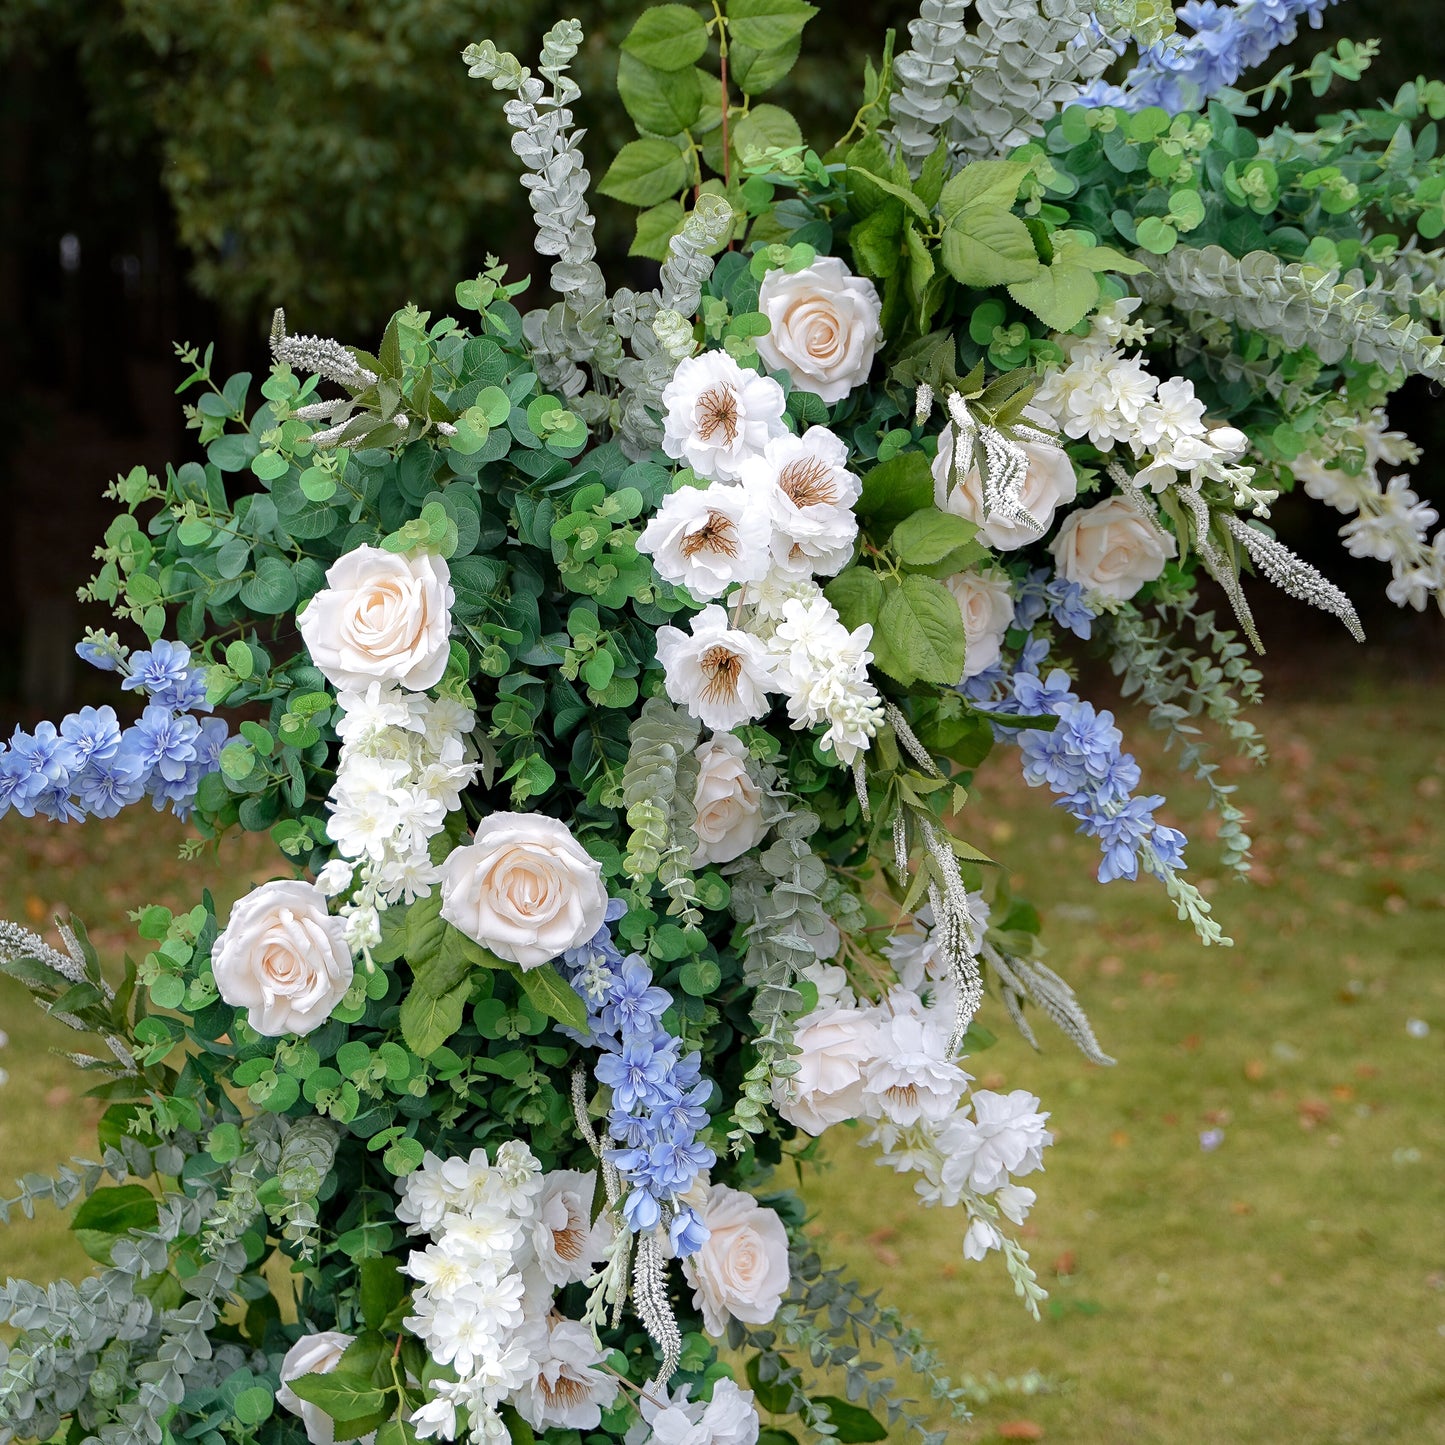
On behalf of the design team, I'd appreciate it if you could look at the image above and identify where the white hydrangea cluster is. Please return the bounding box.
[318,684,480,954]
[1032,306,1270,513]
[399,1145,617,1443]
[648,368,882,767]
[1294,411,1445,613]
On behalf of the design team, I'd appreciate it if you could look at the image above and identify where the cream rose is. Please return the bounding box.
[932,431,1078,551]
[945,570,1016,680]
[298,544,453,692]
[1050,495,1176,600]
[439,813,608,969]
[756,257,882,404]
[277,1332,372,1445]
[690,733,766,866]
[772,1004,881,1136]
[682,1183,791,1337]
[212,879,353,1037]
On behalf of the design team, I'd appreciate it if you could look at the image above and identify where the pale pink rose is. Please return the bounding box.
[1049,495,1176,600]
[277,1332,373,1445]
[772,1004,881,1135]
[439,813,608,969]
[682,1183,791,1337]
[298,544,453,691]
[944,570,1015,680]
[756,258,882,404]
[212,880,353,1037]
[690,733,766,866]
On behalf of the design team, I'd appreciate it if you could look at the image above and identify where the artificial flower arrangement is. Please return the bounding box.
[2,1,1443,1442]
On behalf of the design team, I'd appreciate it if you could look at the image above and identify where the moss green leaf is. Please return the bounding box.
[621,5,710,71]
[618,54,704,136]
[599,139,691,207]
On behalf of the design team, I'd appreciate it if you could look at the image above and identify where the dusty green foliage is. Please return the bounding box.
[621,699,704,926]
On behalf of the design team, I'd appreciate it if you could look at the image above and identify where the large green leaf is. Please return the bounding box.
[940,208,1040,288]
[617,54,704,136]
[731,104,802,160]
[281,1371,387,1425]
[727,0,818,51]
[891,508,980,567]
[620,5,709,71]
[872,574,967,687]
[937,159,1033,219]
[813,1396,888,1443]
[856,451,935,530]
[71,1184,161,1263]
[631,199,688,260]
[1008,231,1149,332]
[729,33,802,94]
[824,566,883,633]
[598,139,691,208]
[513,962,589,1032]
[399,980,470,1058]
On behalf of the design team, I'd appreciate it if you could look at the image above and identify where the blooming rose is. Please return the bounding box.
[772,1004,881,1135]
[299,545,453,692]
[212,879,353,1037]
[682,1183,791,1337]
[439,813,608,969]
[641,1380,760,1445]
[690,732,766,866]
[944,570,1015,680]
[756,257,882,404]
[1049,495,1176,601]
[277,1332,372,1445]
[932,431,1078,551]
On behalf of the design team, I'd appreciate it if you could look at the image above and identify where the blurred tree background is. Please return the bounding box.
[1,0,1441,716]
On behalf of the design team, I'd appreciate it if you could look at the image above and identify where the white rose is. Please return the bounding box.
[944,570,1015,680]
[932,431,1078,551]
[756,257,882,404]
[682,1184,791,1337]
[298,544,453,692]
[772,1004,881,1136]
[212,879,353,1038]
[277,1332,373,1445]
[1049,495,1176,601]
[690,733,766,866]
[438,813,608,969]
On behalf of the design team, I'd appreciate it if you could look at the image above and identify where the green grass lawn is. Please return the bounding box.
[1,683,1442,1443]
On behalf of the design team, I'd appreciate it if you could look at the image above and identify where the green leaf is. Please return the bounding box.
[71,1184,160,1264]
[856,451,935,530]
[282,1371,387,1426]
[728,0,818,52]
[621,4,710,71]
[232,1387,275,1427]
[1135,216,1179,254]
[873,574,966,687]
[513,962,589,1032]
[599,139,691,208]
[632,200,688,260]
[940,208,1040,288]
[618,54,704,136]
[891,508,980,567]
[824,567,883,632]
[1007,233,1145,333]
[240,557,298,615]
[731,104,803,160]
[937,159,1033,219]
[813,1397,888,1443]
[399,980,470,1057]
[358,1257,406,1331]
[846,165,931,222]
[679,958,722,996]
[729,33,802,94]
[225,640,254,680]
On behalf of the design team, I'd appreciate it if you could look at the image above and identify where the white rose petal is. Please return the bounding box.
[298,545,454,692]
[212,879,353,1038]
[438,813,608,970]
[738,427,862,579]
[944,569,1015,680]
[772,1004,881,1135]
[681,1183,792,1337]
[690,733,767,865]
[661,351,789,482]
[756,257,882,404]
[277,1332,373,1445]
[1049,495,1176,601]
[933,431,1078,551]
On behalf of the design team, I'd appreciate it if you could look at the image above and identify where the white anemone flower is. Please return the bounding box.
[655,605,777,731]
[738,426,862,579]
[637,478,775,600]
[661,351,788,481]
[513,1318,620,1432]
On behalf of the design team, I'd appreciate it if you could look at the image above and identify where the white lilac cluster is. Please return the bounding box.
[398,1144,619,1442]
[623,1380,761,1445]
[646,351,882,766]
[774,908,1052,1266]
[1031,302,1270,512]
[1293,411,1445,613]
[318,685,480,954]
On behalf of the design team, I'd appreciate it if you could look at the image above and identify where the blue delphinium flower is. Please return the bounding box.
[1079,0,1342,113]
[560,912,717,1254]
[121,640,210,714]
[119,705,200,783]
[1013,569,1096,641]
[74,754,148,819]
[60,706,123,769]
